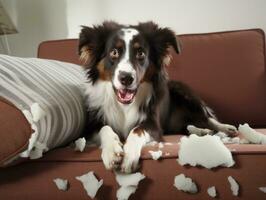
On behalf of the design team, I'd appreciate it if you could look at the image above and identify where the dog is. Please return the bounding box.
[79,21,237,173]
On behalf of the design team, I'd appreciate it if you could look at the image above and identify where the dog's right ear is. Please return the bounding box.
[78,21,121,67]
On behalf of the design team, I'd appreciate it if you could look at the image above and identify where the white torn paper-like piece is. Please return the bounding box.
[178,134,235,169]
[174,174,198,194]
[146,141,158,146]
[116,172,145,187]
[238,123,266,144]
[259,187,266,193]
[115,172,145,200]
[30,103,46,122]
[164,142,173,146]
[76,171,103,199]
[117,186,137,200]
[74,137,86,152]
[53,178,68,191]
[158,142,164,148]
[29,141,48,159]
[207,186,217,198]
[228,176,239,196]
[215,132,240,144]
[148,150,162,160]
[222,137,240,144]
[20,110,41,159]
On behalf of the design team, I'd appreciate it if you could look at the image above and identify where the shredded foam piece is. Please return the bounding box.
[117,186,137,200]
[146,141,158,146]
[74,137,86,152]
[158,142,164,148]
[228,176,239,196]
[53,178,68,191]
[20,110,39,158]
[173,174,198,194]
[29,142,48,159]
[214,132,240,144]
[115,172,145,186]
[164,142,173,146]
[76,171,103,198]
[165,152,170,156]
[148,150,163,160]
[259,187,266,193]
[238,123,266,144]
[207,186,217,198]
[30,103,46,122]
[222,137,240,144]
[115,172,145,200]
[240,138,250,144]
[178,134,235,169]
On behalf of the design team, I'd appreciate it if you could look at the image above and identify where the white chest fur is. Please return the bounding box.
[85,80,152,139]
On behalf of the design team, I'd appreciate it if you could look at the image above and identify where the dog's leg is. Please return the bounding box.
[121,127,152,173]
[98,126,124,170]
[208,117,237,136]
[187,125,214,136]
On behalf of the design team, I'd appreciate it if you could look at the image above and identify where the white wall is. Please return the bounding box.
[1,0,266,57]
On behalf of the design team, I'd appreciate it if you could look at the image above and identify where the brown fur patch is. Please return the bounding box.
[115,40,124,48]
[163,53,172,66]
[133,42,140,49]
[133,127,144,136]
[142,64,157,82]
[97,60,111,81]
[80,46,91,65]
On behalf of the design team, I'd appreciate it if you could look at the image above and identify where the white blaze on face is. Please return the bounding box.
[113,28,139,90]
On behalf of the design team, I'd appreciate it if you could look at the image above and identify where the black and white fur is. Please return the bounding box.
[79,21,237,173]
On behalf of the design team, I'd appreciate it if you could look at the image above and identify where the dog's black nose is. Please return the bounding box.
[118,71,134,86]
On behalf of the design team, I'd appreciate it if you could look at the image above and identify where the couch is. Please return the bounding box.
[0,29,266,200]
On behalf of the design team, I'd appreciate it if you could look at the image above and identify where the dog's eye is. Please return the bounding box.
[136,50,145,60]
[110,48,119,59]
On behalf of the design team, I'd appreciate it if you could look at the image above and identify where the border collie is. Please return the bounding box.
[79,21,237,173]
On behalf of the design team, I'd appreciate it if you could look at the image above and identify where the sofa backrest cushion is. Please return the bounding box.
[38,29,266,127]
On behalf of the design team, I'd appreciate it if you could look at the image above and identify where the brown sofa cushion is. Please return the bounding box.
[0,97,31,166]
[38,29,266,127]
[1,133,266,200]
[168,29,266,127]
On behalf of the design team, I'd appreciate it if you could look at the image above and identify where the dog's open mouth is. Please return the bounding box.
[116,89,137,104]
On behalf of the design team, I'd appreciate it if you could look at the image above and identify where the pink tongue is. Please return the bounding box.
[120,90,133,100]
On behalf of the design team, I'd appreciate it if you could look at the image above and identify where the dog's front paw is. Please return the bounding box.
[120,142,141,173]
[101,139,124,170]
[219,124,238,136]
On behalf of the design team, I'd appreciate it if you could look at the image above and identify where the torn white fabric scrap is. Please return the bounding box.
[174,174,198,194]
[74,137,86,152]
[207,186,216,198]
[148,150,162,160]
[115,172,145,200]
[178,134,235,169]
[238,123,266,144]
[76,171,103,198]
[259,187,266,193]
[115,172,145,187]
[53,178,68,191]
[117,186,137,200]
[228,176,239,196]
[158,142,164,149]
[30,103,46,122]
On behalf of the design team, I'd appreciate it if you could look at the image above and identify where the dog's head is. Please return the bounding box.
[79,21,181,104]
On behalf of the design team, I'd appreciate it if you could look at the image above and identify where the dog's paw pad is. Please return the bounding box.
[101,141,124,170]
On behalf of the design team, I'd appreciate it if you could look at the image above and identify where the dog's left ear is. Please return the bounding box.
[78,21,121,67]
[135,21,181,67]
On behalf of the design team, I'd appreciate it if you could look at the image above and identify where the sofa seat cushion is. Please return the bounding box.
[0,131,266,200]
